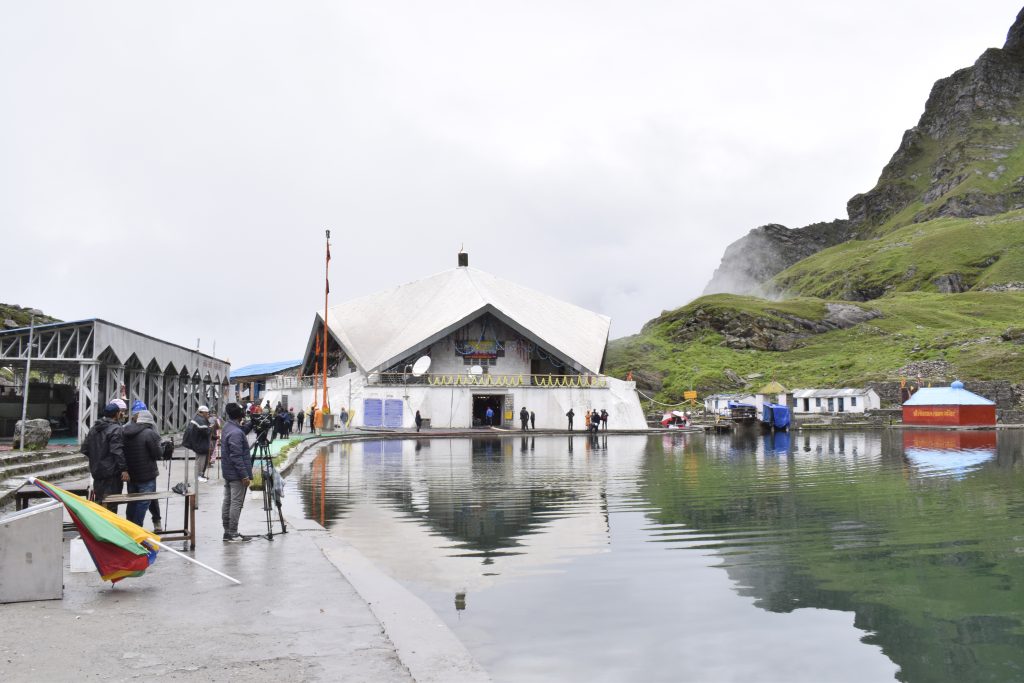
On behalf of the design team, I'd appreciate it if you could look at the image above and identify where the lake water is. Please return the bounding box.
[284,430,1024,682]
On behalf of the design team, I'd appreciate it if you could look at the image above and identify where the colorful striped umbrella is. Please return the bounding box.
[31,477,159,583]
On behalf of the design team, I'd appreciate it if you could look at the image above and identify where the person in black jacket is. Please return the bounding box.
[82,400,129,511]
[183,406,211,482]
[220,403,253,542]
[123,410,162,527]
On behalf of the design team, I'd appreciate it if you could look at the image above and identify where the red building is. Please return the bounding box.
[902,380,996,427]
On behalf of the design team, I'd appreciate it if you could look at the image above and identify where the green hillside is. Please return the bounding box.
[606,291,1024,402]
[854,90,1024,239]
[620,14,1024,401]
[771,210,1024,300]
[0,304,60,329]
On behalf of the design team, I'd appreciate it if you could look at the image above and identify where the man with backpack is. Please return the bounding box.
[123,410,162,528]
[82,399,129,511]
[183,405,212,483]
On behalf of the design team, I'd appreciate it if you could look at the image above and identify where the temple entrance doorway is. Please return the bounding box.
[472,394,505,427]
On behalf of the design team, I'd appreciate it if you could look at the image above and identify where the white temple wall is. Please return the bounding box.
[265,372,644,431]
[360,376,644,430]
[264,371,365,420]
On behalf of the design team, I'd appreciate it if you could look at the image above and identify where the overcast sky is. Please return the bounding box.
[2,1,1020,368]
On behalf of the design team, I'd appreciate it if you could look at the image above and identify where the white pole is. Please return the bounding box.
[150,539,241,585]
[19,314,35,452]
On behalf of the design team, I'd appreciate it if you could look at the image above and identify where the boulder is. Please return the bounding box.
[1001,327,1024,344]
[13,418,52,450]
[723,369,747,387]
[933,273,968,293]
[630,369,665,393]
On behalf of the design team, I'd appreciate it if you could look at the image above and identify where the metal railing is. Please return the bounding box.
[265,375,317,390]
[366,372,610,389]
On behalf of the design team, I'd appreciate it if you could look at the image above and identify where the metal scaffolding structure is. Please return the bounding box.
[0,319,230,442]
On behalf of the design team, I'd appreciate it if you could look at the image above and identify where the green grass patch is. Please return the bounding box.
[771,210,1024,298]
[607,291,1024,403]
[250,438,301,490]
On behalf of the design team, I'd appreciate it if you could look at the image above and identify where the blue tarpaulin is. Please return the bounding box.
[761,403,790,430]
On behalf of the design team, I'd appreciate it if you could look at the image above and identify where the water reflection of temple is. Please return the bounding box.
[292,435,649,594]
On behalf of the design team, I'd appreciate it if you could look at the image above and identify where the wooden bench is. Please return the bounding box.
[102,491,196,549]
[15,486,90,511]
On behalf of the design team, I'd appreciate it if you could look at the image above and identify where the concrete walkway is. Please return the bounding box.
[0,455,414,682]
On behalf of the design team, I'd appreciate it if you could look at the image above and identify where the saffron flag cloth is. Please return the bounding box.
[31,478,160,584]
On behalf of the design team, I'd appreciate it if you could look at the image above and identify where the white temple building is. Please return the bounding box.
[265,254,646,429]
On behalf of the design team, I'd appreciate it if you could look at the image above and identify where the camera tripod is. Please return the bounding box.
[252,452,288,540]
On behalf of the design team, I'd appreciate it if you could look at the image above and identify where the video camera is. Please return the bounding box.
[247,412,272,435]
[247,412,273,460]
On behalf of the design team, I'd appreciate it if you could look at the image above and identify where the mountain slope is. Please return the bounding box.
[0,304,60,329]
[771,210,1024,300]
[616,8,1024,402]
[705,8,1024,298]
[607,292,1024,400]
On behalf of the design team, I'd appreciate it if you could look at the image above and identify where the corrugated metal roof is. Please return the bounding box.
[903,382,994,406]
[793,388,875,398]
[230,359,302,380]
[325,266,611,373]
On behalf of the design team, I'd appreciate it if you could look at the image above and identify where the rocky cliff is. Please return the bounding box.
[704,7,1024,297]
[0,304,59,329]
[703,220,851,296]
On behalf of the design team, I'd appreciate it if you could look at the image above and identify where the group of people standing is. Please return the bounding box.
[82,398,165,531]
[265,403,296,441]
[83,399,221,534]
[565,408,608,432]
[83,398,256,543]
[473,406,608,431]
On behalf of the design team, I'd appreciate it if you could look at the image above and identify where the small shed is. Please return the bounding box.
[704,393,752,416]
[229,360,302,405]
[902,380,996,427]
[792,388,880,414]
[754,381,792,413]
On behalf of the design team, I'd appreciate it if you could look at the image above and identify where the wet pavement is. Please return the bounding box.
[0,455,414,682]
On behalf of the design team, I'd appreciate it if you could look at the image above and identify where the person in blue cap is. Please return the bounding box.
[127,399,163,532]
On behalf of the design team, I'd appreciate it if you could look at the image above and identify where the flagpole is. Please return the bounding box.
[18,314,35,452]
[149,539,241,585]
[323,229,331,413]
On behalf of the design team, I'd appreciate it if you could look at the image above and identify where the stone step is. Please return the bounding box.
[0,453,89,482]
[0,461,92,508]
[0,449,80,467]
